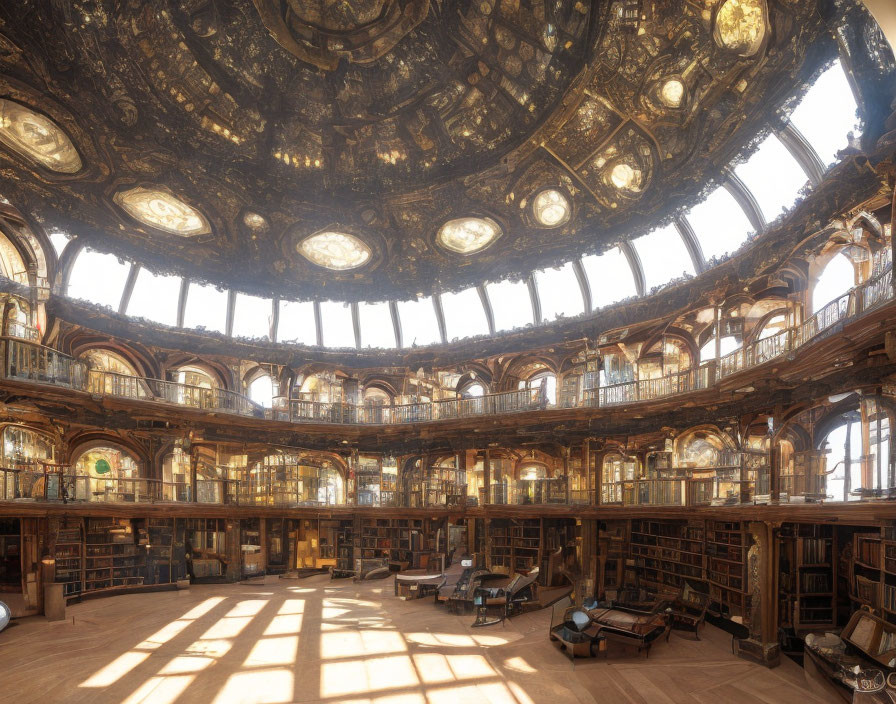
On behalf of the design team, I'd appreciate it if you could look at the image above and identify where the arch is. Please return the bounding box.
[64,334,159,378]
[164,356,232,391]
[69,439,145,503]
[674,425,738,468]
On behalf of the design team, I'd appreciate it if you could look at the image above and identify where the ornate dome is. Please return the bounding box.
[0,0,839,302]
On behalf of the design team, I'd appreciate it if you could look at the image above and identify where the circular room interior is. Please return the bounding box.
[0,1,896,702]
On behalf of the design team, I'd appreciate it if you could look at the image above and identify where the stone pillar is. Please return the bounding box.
[734,521,781,668]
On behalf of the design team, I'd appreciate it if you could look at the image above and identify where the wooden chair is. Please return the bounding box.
[669,588,710,639]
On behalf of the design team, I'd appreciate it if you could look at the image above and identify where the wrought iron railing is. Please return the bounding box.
[0,257,892,425]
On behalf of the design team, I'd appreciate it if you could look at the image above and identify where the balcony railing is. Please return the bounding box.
[0,259,892,425]
[87,370,260,416]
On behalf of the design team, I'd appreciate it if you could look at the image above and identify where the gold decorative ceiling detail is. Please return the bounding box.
[714,0,769,57]
[0,100,81,173]
[113,187,211,237]
[0,0,844,302]
[252,0,431,70]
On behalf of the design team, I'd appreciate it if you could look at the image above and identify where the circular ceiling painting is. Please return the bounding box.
[437,217,503,255]
[0,100,82,174]
[299,230,372,270]
[113,187,211,236]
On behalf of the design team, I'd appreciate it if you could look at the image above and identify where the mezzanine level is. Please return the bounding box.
[1,263,892,429]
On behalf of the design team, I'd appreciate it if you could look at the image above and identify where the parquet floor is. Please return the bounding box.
[0,575,833,704]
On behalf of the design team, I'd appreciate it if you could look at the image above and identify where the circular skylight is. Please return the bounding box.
[532,189,571,227]
[299,230,372,270]
[113,187,211,236]
[609,163,638,191]
[660,79,685,108]
[0,100,82,173]
[437,217,502,254]
[243,211,269,231]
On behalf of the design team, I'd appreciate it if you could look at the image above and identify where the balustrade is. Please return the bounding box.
[0,258,891,429]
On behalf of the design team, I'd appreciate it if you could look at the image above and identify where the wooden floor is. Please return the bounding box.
[0,576,832,704]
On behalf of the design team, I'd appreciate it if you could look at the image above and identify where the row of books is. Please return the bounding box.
[802,538,830,564]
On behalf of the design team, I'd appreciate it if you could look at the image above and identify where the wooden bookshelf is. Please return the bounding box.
[630,518,706,594]
[54,523,83,598]
[354,517,435,569]
[706,521,752,616]
[488,518,541,573]
[794,524,836,630]
[852,531,883,612]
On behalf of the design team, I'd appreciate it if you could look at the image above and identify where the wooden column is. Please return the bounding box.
[735,521,781,667]
[483,449,491,506]
[189,443,199,503]
[580,518,598,603]
[562,447,570,504]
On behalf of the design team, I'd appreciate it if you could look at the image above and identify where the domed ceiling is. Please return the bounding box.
[0,0,833,302]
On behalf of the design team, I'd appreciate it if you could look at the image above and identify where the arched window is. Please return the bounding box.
[699,336,741,363]
[72,445,142,502]
[601,452,638,504]
[318,464,344,505]
[247,373,274,408]
[757,313,787,340]
[459,381,485,398]
[172,366,216,389]
[82,349,139,376]
[0,231,28,284]
[1,425,55,500]
[518,463,547,481]
[822,401,891,501]
[812,252,855,314]
[638,338,693,380]
[162,446,220,502]
[82,349,150,398]
[519,371,557,406]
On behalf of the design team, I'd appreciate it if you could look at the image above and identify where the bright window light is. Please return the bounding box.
[277,300,317,345]
[734,134,808,223]
[67,247,131,310]
[581,247,637,309]
[534,262,585,321]
[358,301,396,348]
[812,252,855,314]
[397,297,441,347]
[441,287,489,340]
[758,313,787,339]
[686,187,754,262]
[48,231,71,258]
[699,336,742,362]
[183,282,228,334]
[790,61,860,168]
[126,268,181,327]
[486,279,533,331]
[248,374,274,408]
[320,300,356,348]
[232,293,272,340]
[632,224,695,291]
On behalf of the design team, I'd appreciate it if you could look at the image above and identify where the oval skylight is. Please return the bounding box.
[0,100,82,173]
[713,0,768,57]
[437,217,502,254]
[298,230,372,270]
[114,187,211,236]
[532,189,571,227]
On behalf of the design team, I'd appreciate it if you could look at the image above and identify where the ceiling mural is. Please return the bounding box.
[0,0,840,302]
